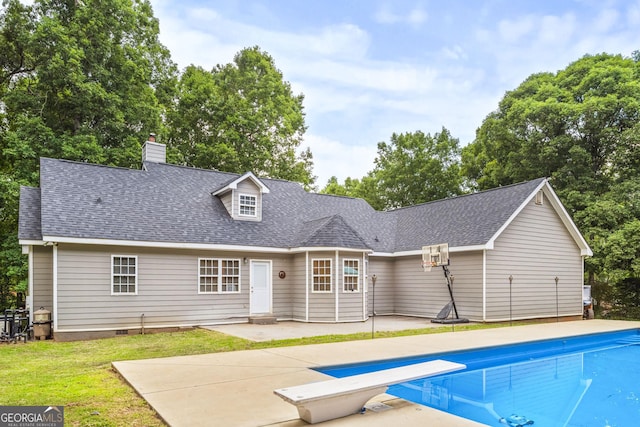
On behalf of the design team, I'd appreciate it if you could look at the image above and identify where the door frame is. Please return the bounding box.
[249,259,272,315]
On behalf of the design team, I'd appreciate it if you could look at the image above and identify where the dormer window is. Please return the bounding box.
[211,172,270,222]
[239,194,257,217]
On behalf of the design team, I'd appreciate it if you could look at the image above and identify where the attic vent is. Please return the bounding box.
[535,191,544,205]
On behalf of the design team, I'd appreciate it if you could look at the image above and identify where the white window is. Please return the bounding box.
[239,194,257,217]
[343,259,359,292]
[199,259,218,293]
[199,258,240,293]
[112,255,137,295]
[312,259,332,292]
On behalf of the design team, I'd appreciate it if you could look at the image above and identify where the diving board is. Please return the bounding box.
[274,359,466,424]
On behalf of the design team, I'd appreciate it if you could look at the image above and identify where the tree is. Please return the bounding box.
[0,0,176,309]
[367,128,463,210]
[167,47,314,188]
[462,53,640,202]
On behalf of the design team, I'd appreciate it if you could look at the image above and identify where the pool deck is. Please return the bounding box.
[113,319,640,426]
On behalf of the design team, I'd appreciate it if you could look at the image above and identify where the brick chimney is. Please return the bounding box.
[142,133,166,163]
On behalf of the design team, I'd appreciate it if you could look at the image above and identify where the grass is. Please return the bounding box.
[0,323,503,426]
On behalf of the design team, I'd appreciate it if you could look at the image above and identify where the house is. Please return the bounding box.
[18,137,592,341]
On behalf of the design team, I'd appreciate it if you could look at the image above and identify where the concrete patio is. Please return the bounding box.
[113,319,640,427]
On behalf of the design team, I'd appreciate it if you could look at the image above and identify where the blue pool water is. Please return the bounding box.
[317,330,640,426]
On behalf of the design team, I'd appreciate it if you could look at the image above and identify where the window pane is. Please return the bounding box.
[313,260,331,292]
[113,256,136,294]
[239,195,257,216]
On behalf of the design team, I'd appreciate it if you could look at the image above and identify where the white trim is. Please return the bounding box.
[335,251,339,321]
[482,249,487,321]
[542,182,593,256]
[311,258,333,293]
[53,245,58,332]
[197,258,242,294]
[342,258,360,293]
[28,246,34,324]
[210,172,270,196]
[305,251,309,321]
[19,240,45,246]
[370,245,488,257]
[362,253,367,320]
[485,179,592,256]
[37,236,373,255]
[111,255,138,295]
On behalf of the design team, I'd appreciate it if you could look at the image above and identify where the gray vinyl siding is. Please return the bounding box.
[56,244,295,331]
[393,252,483,319]
[446,251,484,320]
[32,245,53,315]
[291,253,307,320]
[485,196,583,321]
[368,258,395,315]
[308,293,335,321]
[338,291,363,321]
[307,252,337,321]
[220,192,232,216]
[271,256,293,319]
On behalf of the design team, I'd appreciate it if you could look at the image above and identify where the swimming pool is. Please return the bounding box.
[317,329,640,427]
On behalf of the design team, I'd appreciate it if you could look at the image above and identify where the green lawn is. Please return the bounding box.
[0,324,500,426]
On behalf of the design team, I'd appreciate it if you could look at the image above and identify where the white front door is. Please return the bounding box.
[250,260,271,314]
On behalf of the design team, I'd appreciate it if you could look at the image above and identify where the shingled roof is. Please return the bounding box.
[19,157,552,253]
[18,187,42,240]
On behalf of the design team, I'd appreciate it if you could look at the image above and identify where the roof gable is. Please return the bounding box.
[211,172,270,196]
[390,178,548,252]
[295,215,371,250]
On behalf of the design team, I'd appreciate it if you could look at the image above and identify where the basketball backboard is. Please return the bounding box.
[421,243,449,272]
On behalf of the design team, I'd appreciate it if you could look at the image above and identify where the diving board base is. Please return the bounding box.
[274,359,466,424]
[292,386,387,424]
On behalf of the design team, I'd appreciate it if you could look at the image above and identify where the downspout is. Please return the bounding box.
[362,253,366,320]
[28,246,34,324]
[482,249,487,322]
[335,250,339,322]
[53,244,58,333]
[582,255,586,314]
[305,251,309,322]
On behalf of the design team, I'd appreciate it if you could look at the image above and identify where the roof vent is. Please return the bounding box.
[142,133,166,164]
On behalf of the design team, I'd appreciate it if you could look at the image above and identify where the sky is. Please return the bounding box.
[149,0,640,187]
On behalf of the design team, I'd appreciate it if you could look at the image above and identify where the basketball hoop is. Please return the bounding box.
[422,243,449,273]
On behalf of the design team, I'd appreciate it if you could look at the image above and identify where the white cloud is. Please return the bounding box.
[373,4,427,26]
[407,8,428,25]
[442,45,467,61]
[149,0,640,186]
[537,13,576,45]
[498,15,536,42]
[628,1,640,26]
[304,134,378,186]
[593,8,619,33]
